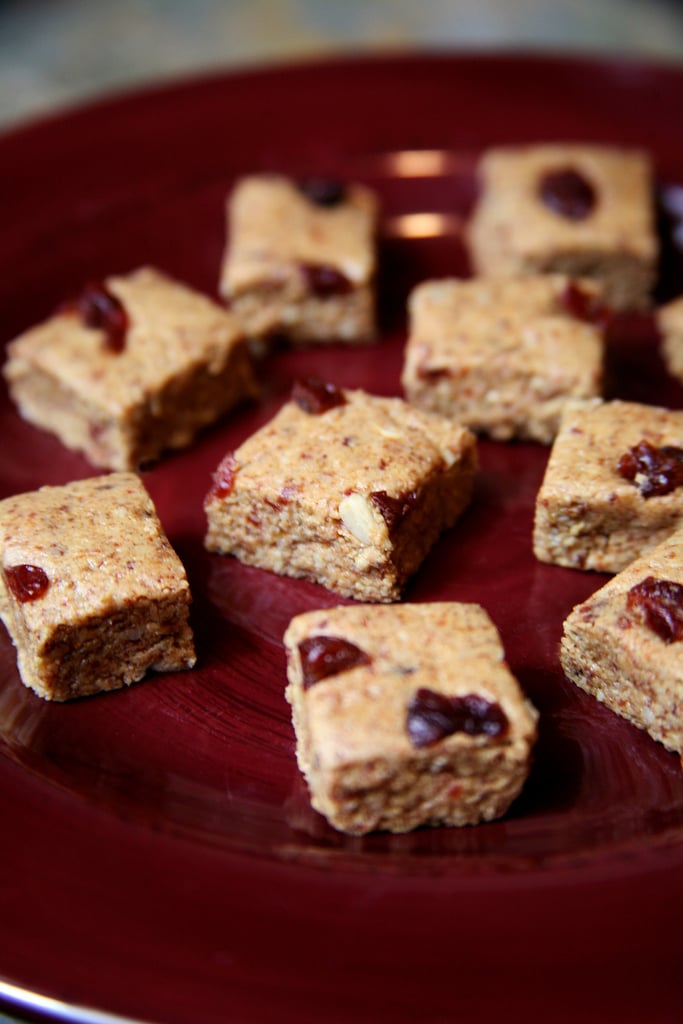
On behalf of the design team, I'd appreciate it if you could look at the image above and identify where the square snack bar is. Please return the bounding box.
[3,266,256,470]
[219,173,379,344]
[467,144,658,310]
[658,295,683,383]
[401,274,604,443]
[0,473,195,701]
[561,528,683,756]
[284,602,539,835]
[204,379,477,602]
[533,399,683,573]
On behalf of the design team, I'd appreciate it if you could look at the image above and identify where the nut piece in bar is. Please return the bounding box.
[467,144,658,311]
[3,267,256,470]
[402,274,604,443]
[284,602,538,835]
[561,527,683,756]
[533,399,683,573]
[204,379,477,602]
[219,173,379,344]
[0,472,196,700]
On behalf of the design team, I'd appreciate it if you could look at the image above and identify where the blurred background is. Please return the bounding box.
[1,0,682,131]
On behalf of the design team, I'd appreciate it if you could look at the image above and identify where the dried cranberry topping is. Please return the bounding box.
[557,279,612,328]
[370,490,420,535]
[208,452,237,501]
[417,365,452,382]
[617,440,683,498]
[539,167,596,220]
[298,635,371,688]
[297,177,347,207]
[78,282,129,352]
[627,576,683,642]
[291,377,347,414]
[301,264,353,297]
[5,564,50,603]
[407,688,509,748]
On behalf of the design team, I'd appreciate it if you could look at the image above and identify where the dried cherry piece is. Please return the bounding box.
[78,281,129,352]
[558,279,612,328]
[627,576,683,642]
[539,167,596,220]
[416,365,451,382]
[297,177,347,207]
[617,440,683,497]
[370,490,420,535]
[407,688,509,748]
[298,635,371,688]
[5,564,50,603]
[291,377,347,414]
[207,452,237,501]
[301,263,353,297]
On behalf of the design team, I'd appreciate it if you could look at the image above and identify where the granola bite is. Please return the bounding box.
[533,399,683,573]
[561,527,683,756]
[219,173,379,344]
[284,602,538,835]
[467,143,658,310]
[658,294,683,383]
[402,274,604,443]
[204,379,477,602]
[0,473,196,701]
[3,266,256,470]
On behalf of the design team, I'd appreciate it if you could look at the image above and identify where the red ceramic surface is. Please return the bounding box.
[1,52,683,1024]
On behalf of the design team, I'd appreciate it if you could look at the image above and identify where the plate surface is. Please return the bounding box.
[1,52,683,1024]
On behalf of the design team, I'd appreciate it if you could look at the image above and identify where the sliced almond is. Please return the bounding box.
[339,493,382,545]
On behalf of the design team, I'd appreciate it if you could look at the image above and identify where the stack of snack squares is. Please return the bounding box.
[402,142,659,446]
[1,265,260,704]
[461,145,683,769]
[2,137,683,836]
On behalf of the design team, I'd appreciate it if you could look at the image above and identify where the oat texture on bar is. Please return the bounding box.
[402,274,604,443]
[284,602,538,834]
[561,527,683,756]
[0,473,196,700]
[467,144,657,310]
[204,380,477,601]
[3,267,256,470]
[534,399,683,572]
[219,173,379,344]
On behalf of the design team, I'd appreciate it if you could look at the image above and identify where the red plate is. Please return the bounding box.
[1,53,683,1024]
